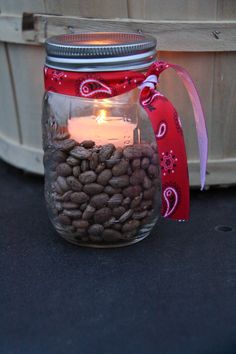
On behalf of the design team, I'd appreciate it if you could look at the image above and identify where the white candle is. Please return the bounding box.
[68,110,135,147]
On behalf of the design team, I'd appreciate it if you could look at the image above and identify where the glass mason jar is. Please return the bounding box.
[42,32,161,247]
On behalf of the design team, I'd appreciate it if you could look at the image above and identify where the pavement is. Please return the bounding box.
[0,159,236,354]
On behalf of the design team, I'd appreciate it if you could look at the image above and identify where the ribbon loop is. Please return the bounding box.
[146,61,208,190]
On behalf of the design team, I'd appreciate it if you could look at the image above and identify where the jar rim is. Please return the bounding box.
[45,32,157,72]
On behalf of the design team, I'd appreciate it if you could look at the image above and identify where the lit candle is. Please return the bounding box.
[68,110,135,147]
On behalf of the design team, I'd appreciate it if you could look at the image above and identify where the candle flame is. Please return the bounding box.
[96,110,107,124]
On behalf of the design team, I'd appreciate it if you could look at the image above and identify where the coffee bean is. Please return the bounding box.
[75,228,87,237]
[88,224,104,236]
[112,160,129,177]
[81,140,95,149]
[143,176,152,190]
[143,187,156,200]
[57,176,70,192]
[99,144,115,162]
[123,145,143,159]
[140,144,153,158]
[130,170,146,185]
[127,167,132,176]
[55,139,76,151]
[95,163,105,174]
[148,164,159,178]
[108,194,123,208]
[122,220,140,232]
[80,203,87,212]
[90,193,109,209]
[113,223,122,231]
[131,158,141,170]
[104,186,121,196]
[79,171,97,184]
[57,214,71,225]
[151,153,159,165]
[109,175,129,188]
[113,147,123,159]
[66,176,82,191]
[82,205,96,220]
[104,217,116,228]
[63,209,82,219]
[81,160,89,172]
[97,169,112,186]
[140,217,150,225]
[102,229,122,241]
[71,192,89,204]
[151,141,157,152]
[49,140,161,245]
[122,197,131,207]
[141,157,150,169]
[66,156,79,166]
[62,202,78,209]
[83,183,104,195]
[106,147,123,167]
[118,209,133,223]
[72,220,89,229]
[123,185,142,198]
[132,210,148,220]
[56,163,72,177]
[125,146,140,159]
[70,146,92,160]
[94,207,112,223]
[54,181,63,194]
[90,152,99,170]
[52,151,67,164]
[130,195,142,209]
[140,200,152,210]
[73,166,81,178]
[112,206,126,218]
[55,190,73,202]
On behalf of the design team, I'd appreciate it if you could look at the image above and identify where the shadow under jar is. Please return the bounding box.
[42,32,161,247]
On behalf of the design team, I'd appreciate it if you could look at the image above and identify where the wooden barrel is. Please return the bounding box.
[0,0,235,186]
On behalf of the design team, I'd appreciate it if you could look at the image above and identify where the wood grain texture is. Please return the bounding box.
[127,0,217,20]
[45,0,128,18]
[7,44,44,149]
[217,0,236,20]
[0,15,25,43]
[0,43,20,142]
[0,0,45,13]
[0,134,43,174]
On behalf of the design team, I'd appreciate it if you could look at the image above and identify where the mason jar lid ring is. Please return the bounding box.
[45,32,157,72]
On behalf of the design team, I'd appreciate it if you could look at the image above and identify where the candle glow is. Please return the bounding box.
[68,109,135,147]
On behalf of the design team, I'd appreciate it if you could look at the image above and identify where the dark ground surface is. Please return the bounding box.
[0,159,236,354]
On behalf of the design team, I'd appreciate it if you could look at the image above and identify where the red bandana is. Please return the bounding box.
[44,61,208,221]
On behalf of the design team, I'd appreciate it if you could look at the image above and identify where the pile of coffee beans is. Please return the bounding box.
[43,130,161,246]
